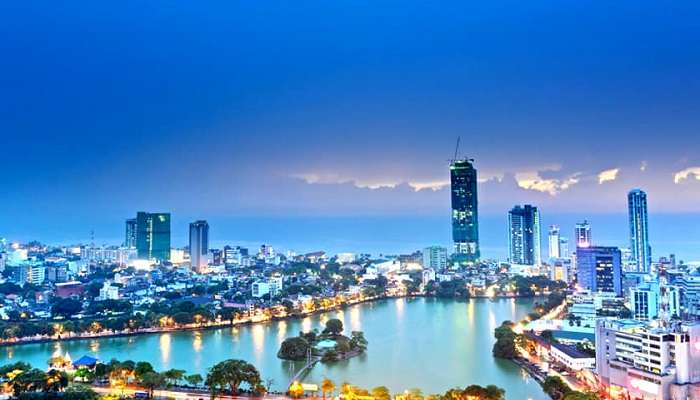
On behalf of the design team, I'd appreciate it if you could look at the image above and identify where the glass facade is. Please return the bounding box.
[124,218,137,248]
[450,159,479,262]
[575,246,623,296]
[508,205,541,266]
[136,212,171,261]
[189,220,209,272]
[628,189,651,273]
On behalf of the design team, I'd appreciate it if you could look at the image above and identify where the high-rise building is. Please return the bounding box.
[508,205,541,266]
[548,225,561,259]
[575,220,592,248]
[189,220,209,272]
[423,246,448,271]
[575,246,623,296]
[135,212,171,262]
[450,159,479,262]
[559,237,570,258]
[125,218,137,248]
[629,189,652,273]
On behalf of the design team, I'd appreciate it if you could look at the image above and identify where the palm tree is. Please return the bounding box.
[321,378,336,400]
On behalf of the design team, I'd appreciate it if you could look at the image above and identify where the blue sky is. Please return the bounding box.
[1,1,700,244]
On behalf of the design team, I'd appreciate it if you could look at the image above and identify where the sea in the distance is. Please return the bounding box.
[8,213,700,262]
[0,297,548,399]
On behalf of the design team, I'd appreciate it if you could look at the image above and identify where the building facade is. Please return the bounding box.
[548,225,561,259]
[629,189,652,274]
[125,218,137,248]
[576,246,623,296]
[423,246,448,271]
[575,220,592,248]
[508,205,541,266]
[450,159,480,262]
[595,319,700,400]
[136,212,171,262]
[189,220,209,273]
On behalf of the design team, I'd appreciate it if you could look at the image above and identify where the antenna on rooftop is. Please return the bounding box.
[453,136,461,161]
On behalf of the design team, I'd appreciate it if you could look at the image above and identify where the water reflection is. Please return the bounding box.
[395,298,405,319]
[349,306,361,331]
[277,320,287,345]
[160,334,171,364]
[193,332,202,352]
[252,324,265,354]
[301,317,312,332]
[89,340,99,353]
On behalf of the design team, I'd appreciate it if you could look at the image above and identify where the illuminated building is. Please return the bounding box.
[450,159,479,262]
[548,225,561,259]
[508,204,541,266]
[125,218,137,248]
[189,220,209,273]
[629,189,652,273]
[135,212,171,262]
[595,319,700,399]
[576,246,623,296]
[575,220,592,248]
[422,246,448,271]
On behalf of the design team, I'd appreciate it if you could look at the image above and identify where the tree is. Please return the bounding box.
[163,368,186,386]
[321,378,336,400]
[185,373,203,387]
[350,331,368,351]
[51,298,83,318]
[324,318,344,335]
[205,359,261,395]
[492,322,518,359]
[540,330,558,343]
[134,361,155,380]
[542,376,571,399]
[45,369,69,392]
[9,368,48,396]
[140,372,166,398]
[277,337,310,361]
[371,386,390,400]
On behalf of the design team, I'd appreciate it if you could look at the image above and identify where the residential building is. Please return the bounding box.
[252,276,283,298]
[508,205,541,266]
[423,246,448,271]
[450,158,480,262]
[629,189,652,273]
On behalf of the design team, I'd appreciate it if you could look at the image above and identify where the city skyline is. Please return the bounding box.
[2,2,700,236]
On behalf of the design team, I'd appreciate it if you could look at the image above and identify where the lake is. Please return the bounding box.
[0,298,547,399]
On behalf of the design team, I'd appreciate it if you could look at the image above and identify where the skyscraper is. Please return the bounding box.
[628,189,651,273]
[575,220,592,248]
[508,205,541,266]
[136,212,171,261]
[575,246,622,296]
[125,218,137,248]
[189,220,209,273]
[423,246,448,271]
[548,225,561,259]
[450,159,479,262]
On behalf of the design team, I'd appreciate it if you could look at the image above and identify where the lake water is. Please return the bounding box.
[0,298,547,399]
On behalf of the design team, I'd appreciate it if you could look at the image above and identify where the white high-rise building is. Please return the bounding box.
[189,220,209,273]
[422,246,448,271]
[629,189,652,273]
[548,225,561,259]
[575,220,592,248]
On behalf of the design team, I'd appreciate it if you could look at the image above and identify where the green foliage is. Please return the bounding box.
[205,359,261,395]
[63,384,99,400]
[277,337,310,361]
[51,298,83,318]
[371,386,391,400]
[441,385,506,400]
[492,321,518,359]
[324,318,344,335]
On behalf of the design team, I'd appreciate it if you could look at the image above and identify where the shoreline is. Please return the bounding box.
[0,294,541,348]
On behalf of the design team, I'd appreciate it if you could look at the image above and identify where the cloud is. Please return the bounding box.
[640,161,648,171]
[598,168,620,184]
[514,171,581,196]
[408,180,449,191]
[674,167,700,184]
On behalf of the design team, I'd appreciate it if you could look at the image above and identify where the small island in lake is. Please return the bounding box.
[277,318,368,362]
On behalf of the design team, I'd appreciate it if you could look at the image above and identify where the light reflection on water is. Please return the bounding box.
[0,298,548,399]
